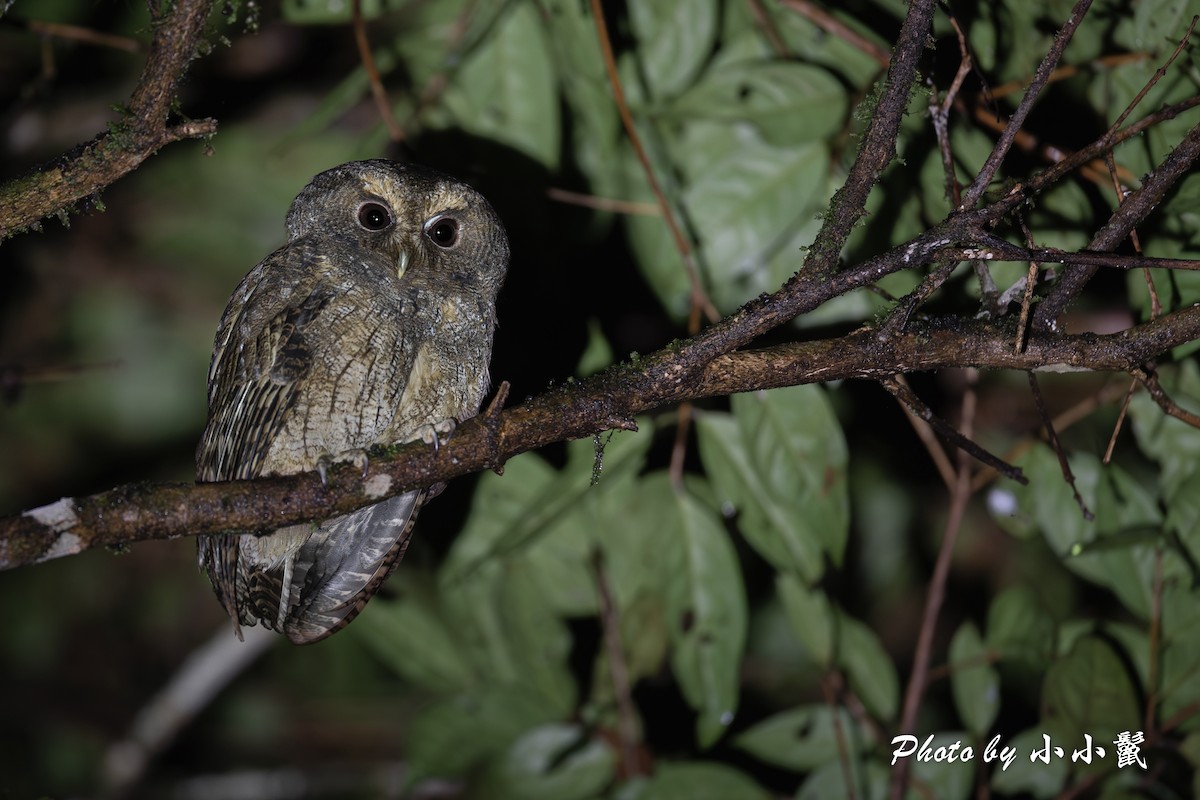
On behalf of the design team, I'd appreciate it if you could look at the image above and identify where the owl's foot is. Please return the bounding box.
[407,418,458,454]
[316,448,371,488]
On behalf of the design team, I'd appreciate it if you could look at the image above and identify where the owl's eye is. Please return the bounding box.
[357,202,392,231]
[426,217,459,248]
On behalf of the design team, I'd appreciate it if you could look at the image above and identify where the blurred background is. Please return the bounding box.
[2,1,1198,798]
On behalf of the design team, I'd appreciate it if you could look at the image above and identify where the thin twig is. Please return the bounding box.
[588,0,719,326]
[1133,367,1200,427]
[779,0,890,67]
[972,379,1130,493]
[1102,380,1136,465]
[668,403,693,491]
[890,369,979,800]
[351,0,405,143]
[403,0,479,133]
[744,0,790,57]
[1015,216,1041,353]
[1104,16,1197,142]
[960,0,1095,208]
[1146,546,1163,734]
[820,674,858,800]
[989,52,1150,99]
[591,550,644,779]
[545,187,660,216]
[13,18,142,52]
[1028,372,1094,519]
[933,13,974,209]
[881,376,1026,484]
[885,375,957,491]
[0,0,219,237]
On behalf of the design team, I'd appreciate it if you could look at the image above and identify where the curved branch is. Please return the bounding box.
[0,0,218,238]
[3,303,1199,571]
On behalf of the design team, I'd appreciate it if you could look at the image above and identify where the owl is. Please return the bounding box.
[196,160,509,644]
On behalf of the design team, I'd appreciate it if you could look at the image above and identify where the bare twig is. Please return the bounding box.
[351,0,405,142]
[1133,367,1200,428]
[545,187,660,216]
[820,674,858,800]
[779,0,890,67]
[588,0,719,327]
[890,370,979,800]
[881,374,1025,484]
[972,379,1130,493]
[9,18,142,52]
[591,551,644,779]
[0,0,218,237]
[960,0,1095,208]
[1034,119,1200,330]
[1028,372,1094,519]
[745,0,790,57]
[885,376,957,491]
[1015,217,1041,353]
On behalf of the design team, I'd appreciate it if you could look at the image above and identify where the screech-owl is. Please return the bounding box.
[196,159,509,644]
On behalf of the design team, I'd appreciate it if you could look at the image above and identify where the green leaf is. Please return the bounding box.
[280,0,405,24]
[662,486,748,747]
[543,0,623,200]
[905,732,976,800]
[797,758,889,800]
[989,727,1068,797]
[837,611,899,722]
[668,61,847,145]
[994,443,1172,619]
[480,723,615,800]
[404,687,562,786]
[576,319,615,376]
[620,132,830,320]
[350,574,476,693]
[441,1,561,169]
[1130,361,1200,495]
[1042,635,1141,743]
[696,384,849,581]
[442,425,652,583]
[437,561,575,715]
[769,8,885,89]
[629,0,719,99]
[636,761,770,800]
[733,705,864,771]
[1161,583,1200,726]
[949,622,1000,738]
[775,573,834,667]
[986,585,1056,668]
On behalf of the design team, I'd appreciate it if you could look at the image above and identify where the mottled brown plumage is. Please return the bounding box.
[196,160,509,644]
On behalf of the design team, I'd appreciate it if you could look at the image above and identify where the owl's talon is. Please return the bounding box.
[316,449,371,487]
[406,418,458,454]
[317,455,332,489]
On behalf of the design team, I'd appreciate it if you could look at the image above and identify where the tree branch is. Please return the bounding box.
[0,0,218,238]
[4,302,1199,571]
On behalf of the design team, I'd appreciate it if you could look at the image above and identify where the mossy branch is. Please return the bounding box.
[0,0,218,238]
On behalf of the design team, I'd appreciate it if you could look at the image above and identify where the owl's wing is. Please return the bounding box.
[196,271,335,483]
[196,250,340,635]
[281,488,426,644]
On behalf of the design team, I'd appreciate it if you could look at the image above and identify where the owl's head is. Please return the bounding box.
[285,160,509,299]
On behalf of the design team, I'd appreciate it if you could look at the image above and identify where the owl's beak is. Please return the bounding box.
[396,250,410,281]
